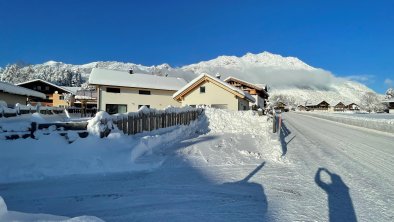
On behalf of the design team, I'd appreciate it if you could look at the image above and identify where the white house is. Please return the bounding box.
[88,68,187,114]
[173,73,255,111]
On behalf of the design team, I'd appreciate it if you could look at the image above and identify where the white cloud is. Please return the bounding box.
[384,78,393,87]
[343,74,375,84]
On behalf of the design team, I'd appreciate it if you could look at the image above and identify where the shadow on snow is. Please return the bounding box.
[0,112,271,222]
[315,168,357,222]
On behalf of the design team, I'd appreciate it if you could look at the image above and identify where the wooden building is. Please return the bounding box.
[274,101,288,112]
[346,103,360,111]
[17,79,76,107]
[0,81,45,106]
[224,76,269,109]
[333,102,346,112]
[306,100,330,111]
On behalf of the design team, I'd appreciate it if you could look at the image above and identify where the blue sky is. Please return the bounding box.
[0,0,393,93]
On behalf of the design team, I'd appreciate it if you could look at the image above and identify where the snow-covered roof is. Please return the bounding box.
[382,98,394,103]
[16,79,77,94]
[88,68,187,91]
[224,76,266,91]
[63,87,81,94]
[173,73,256,103]
[0,81,45,99]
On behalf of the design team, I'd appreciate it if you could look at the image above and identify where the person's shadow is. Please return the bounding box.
[315,168,357,222]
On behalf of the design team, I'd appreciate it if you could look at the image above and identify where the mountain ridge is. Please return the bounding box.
[0,51,376,105]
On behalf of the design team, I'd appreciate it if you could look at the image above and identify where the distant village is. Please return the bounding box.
[1,68,393,116]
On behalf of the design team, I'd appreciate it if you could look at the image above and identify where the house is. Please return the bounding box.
[305,100,330,111]
[0,81,45,106]
[332,102,346,112]
[223,76,269,109]
[173,73,255,111]
[16,79,77,107]
[346,103,360,111]
[274,101,288,112]
[382,98,394,113]
[297,104,307,111]
[88,68,187,114]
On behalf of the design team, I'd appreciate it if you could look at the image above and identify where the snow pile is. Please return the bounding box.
[298,111,394,133]
[203,108,283,162]
[0,196,103,222]
[87,111,115,137]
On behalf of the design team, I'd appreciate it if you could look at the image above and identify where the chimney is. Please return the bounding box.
[129,68,134,74]
[215,73,221,79]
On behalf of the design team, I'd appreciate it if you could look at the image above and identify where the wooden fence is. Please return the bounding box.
[111,108,203,135]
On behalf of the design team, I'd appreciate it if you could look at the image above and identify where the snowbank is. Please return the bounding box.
[297,111,394,133]
[0,196,103,222]
[0,108,281,183]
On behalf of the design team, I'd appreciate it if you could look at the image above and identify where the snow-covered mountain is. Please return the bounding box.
[0,51,376,104]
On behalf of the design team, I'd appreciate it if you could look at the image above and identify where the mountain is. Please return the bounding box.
[0,52,376,104]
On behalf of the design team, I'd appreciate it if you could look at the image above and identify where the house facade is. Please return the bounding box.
[173,74,255,111]
[306,100,330,111]
[0,81,45,106]
[17,79,76,107]
[88,68,187,114]
[382,99,394,113]
[224,76,269,109]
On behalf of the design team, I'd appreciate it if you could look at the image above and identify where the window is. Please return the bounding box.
[139,90,151,95]
[37,86,41,90]
[106,104,127,114]
[106,87,120,93]
[211,104,228,109]
[138,105,150,109]
[200,86,206,93]
[45,86,49,91]
[59,96,64,100]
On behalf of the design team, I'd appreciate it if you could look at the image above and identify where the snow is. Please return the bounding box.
[0,81,45,99]
[88,68,187,91]
[2,52,380,105]
[296,111,394,133]
[0,109,393,221]
[0,196,103,222]
[173,73,256,103]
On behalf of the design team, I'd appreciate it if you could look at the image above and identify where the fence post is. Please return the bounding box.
[30,122,37,139]
[272,112,277,133]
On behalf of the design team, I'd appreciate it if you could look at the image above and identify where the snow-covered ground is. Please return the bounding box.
[296,111,394,133]
[0,109,393,221]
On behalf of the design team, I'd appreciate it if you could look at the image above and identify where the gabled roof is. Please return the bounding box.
[88,68,187,91]
[16,79,77,94]
[173,73,255,103]
[223,76,269,96]
[0,81,45,99]
[305,100,330,106]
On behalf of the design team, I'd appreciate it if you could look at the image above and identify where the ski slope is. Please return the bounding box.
[0,110,393,221]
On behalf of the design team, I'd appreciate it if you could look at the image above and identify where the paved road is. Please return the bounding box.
[278,112,394,221]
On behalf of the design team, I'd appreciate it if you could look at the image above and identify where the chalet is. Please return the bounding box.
[382,98,394,113]
[16,79,76,107]
[346,103,360,111]
[88,68,187,114]
[173,73,255,111]
[297,105,307,111]
[0,81,45,106]
[332,102,346,112]
[274,101,288,112]
[305,100,330,111]
[224,76,269,109]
